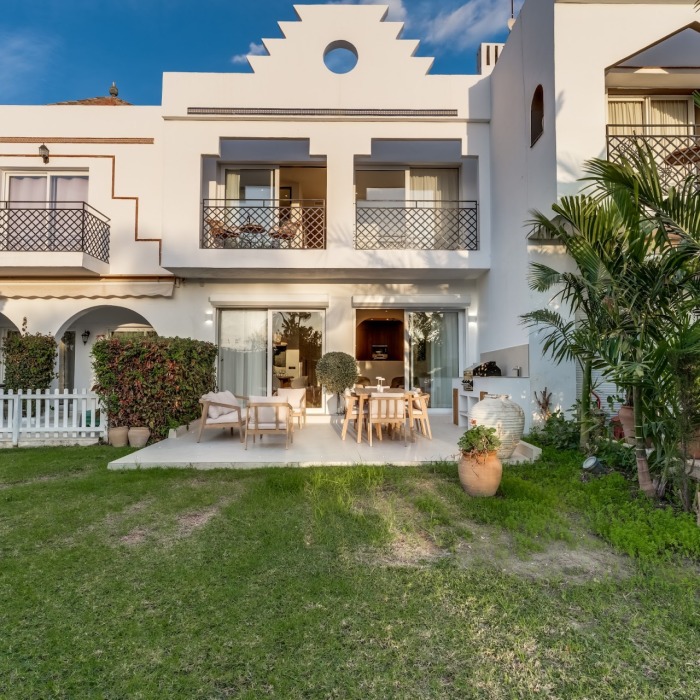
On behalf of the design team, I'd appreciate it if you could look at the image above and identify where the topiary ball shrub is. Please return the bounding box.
[316,351,358,396]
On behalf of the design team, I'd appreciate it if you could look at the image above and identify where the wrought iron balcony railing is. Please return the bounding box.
[355,200,478,250]
[606,124,700,190]
[0,201,110,263]
[202,199,326,249]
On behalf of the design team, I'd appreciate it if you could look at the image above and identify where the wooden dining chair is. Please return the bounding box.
[341,389,365,440]
[367,392,407,446]
[407,392,432,440]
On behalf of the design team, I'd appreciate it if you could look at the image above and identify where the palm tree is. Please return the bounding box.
[522,196,623,451]
[583,147,700,499]
[525,146,700,499]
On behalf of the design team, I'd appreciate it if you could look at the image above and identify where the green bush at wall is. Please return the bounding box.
[92,336,217,440]
[2,323,57,392]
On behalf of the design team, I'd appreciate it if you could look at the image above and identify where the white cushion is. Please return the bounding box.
[370,393,405,418]
[276,388,305,409]
[206,411,241,425]
[247,396,289,426]
[202,391,239,419]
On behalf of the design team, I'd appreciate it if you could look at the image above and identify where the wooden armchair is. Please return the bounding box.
[245,395,294,449]
[197,391,244,443]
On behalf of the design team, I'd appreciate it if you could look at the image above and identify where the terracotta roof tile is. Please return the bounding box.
[49,96,132,106]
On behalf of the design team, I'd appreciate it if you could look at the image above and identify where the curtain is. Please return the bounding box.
[8,175,46,208]
[410,169,459,249]
[410,169,458,204]
[219,310,268,397]
[427,312,459,409]
[409,311,459,408]
[7,176,47,250]
[51,176,89,208]
[225,170,241,203]
[607,101,643,135]
[648,99,690,136]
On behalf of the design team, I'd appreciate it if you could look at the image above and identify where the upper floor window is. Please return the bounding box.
[607,96,695,135]
[355,168,459,206]
[530,85,544,147]
[5,173,89,208]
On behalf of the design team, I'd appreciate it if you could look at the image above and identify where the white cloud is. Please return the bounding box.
[231,42,267,65]
[421,0,524,51]
[0,32,53,100]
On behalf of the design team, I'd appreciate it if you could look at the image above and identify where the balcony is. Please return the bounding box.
[606,125,700,190]
[355,201,478,250]
[202,199,326,250]
[0,202,110,275]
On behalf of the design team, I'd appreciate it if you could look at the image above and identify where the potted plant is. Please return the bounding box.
[457,424,502,497]
[316,351,359,414]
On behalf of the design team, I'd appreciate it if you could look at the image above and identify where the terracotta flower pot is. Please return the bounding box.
[127,426,151,448]
[458,450,503,497]
[108,426,129,447]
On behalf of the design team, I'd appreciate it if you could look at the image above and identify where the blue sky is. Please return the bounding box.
[0,0,523,105]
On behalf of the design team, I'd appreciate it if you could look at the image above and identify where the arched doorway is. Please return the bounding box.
[55,305,155,391]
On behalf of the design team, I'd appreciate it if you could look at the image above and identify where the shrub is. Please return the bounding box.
[2,319,57,391]
[92,336,217,440]
[528,410,580,450]
[458,425,500,457]
[316,351,358,395]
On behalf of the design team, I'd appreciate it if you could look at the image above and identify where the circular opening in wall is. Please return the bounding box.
[323,40,359,74]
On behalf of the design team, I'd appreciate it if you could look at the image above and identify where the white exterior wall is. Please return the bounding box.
[553,1,698,193]
[0,106,165,277]
[1,1,694,417]
[484,0,699,418]
[484,0,575,416]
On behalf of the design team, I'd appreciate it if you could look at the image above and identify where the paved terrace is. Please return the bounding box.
[108,413,540,470]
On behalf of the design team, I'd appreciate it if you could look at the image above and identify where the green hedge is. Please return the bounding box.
[92,336,217,440]
[2,324,57,391]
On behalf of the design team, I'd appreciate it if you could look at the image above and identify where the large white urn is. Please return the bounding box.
[470,394,525,459]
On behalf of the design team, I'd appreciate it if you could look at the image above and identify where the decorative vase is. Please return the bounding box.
[470,394,525,459]
[458,451,503,497]
[108,426,129,447]
[618,406,635,445]
[127,426,150,448]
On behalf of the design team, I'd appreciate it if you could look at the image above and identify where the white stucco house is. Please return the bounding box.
[0,0,698,430]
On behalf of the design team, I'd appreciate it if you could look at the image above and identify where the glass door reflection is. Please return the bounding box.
[271,311,324,408]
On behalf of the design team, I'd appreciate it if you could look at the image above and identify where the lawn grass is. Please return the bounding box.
[1,445,699,699]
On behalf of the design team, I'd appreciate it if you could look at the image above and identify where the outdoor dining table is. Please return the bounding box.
[350,387,426,444]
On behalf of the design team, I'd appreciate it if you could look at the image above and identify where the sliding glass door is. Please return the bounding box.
[408,311,459,409]
[218,309,324,408]
[219,310,268,397]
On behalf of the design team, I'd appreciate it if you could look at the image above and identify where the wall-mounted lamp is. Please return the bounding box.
[39,143,50,164]
[81,330,91,345]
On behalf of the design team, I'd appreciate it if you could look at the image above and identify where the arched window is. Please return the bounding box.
[530,85,544,146]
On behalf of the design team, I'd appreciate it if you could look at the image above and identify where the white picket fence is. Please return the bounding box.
[0,389,106,447]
